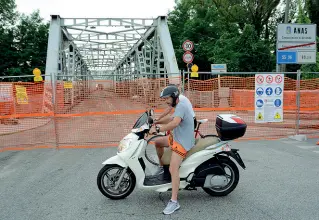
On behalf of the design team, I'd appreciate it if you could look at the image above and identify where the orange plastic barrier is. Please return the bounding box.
[0,75,318,152]
[231,89,319,110]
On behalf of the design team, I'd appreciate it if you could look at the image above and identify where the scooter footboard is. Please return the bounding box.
[102,155,128,168]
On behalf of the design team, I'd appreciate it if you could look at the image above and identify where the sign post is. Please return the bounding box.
[276,24,317,65]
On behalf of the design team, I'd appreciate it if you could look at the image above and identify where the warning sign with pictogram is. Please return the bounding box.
[274,112,282,120]
[256,112,264,120]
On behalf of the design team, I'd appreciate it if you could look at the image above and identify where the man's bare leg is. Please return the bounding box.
[163,151,183,215]
[169,151,183,201]
[154,136,169,166]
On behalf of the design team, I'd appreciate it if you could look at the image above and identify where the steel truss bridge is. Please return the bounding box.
[45,15,179,82]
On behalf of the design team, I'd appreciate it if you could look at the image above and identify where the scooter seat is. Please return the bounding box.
[161,136,220,165]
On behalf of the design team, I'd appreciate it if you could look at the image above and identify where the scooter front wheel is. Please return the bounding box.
[97,164,136,200]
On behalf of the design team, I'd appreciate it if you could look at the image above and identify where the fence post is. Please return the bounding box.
[295,70,301,135]
[51,74,59,149]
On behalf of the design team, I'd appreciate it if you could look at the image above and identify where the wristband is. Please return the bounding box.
[156,126,160,133]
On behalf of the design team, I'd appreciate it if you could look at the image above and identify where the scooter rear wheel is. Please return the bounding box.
[202,156,239,197]
[97,164,136,200]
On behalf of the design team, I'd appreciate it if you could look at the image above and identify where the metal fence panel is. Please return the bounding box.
[0,75,56,151]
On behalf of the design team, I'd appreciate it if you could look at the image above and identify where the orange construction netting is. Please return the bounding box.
[0,74,318,152]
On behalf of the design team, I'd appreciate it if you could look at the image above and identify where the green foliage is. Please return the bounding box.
[168,0,279,72]
[306,0,319,36]
[212,24,274,72]
[0,0,49,79]
[0,0,318,79]
[295,0,318,74]
[168,0,319,74]
[0,0,17,26]
[14,10,49,77]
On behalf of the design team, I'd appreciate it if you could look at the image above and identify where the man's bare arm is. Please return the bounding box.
[157,117,181,132]
[156,114,173,125]
[156,106,173,121]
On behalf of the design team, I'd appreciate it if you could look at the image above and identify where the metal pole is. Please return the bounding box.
[285,0,289,23]
[281,0,290,73]
[296,69,301,135]
[182,69,185,94]
[187,69,190,93]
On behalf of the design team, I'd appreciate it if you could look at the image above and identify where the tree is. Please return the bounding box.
[297,0,311,23]
[212,24,274,72]
[0,0,17,26]
[211,0,281,40]
[306,0,319,36]
[0,27,19,77]
[297,0,319,74]
[168,0,241,71]
[13,10,49,78]
[0,0,18,78]
[168,0,278,72]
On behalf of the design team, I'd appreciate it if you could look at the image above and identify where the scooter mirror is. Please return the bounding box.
[148,117,154,125]
[149,109,154,116]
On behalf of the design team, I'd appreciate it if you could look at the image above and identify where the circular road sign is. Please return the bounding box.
[182,40,194,51]
[183,51,194,63]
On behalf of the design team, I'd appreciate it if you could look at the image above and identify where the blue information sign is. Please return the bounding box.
[277,51,297,64]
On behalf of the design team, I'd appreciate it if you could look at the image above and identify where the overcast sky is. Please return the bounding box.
[15,0,176,21]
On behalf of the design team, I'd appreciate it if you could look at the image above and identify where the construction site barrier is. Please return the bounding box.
[0,72,318,152]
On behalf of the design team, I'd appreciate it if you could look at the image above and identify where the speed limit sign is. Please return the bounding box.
[183,51,194,63]
[182,40,194,51]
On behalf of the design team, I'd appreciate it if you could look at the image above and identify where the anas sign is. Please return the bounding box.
[276,23,317,64]
[277,24,317,42]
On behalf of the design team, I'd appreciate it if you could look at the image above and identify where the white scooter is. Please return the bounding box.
[97,109,247,200]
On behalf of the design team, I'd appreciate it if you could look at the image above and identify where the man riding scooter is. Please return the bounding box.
[150,85,195,215]
[153,86,197,171]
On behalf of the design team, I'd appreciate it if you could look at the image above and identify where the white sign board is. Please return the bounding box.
[255,74,284,123]
[277,24,317,42]
[277,23,317,64]
[0,84,13,102]
[211,64,227,73]
[277,42,317,50]
[298,51,317,63]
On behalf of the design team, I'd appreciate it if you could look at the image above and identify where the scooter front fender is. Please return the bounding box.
[102,155,127,168]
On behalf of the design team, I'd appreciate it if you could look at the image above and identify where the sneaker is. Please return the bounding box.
[153,166,164,176]
[163,200,180,215]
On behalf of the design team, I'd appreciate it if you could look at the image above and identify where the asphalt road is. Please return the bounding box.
[1,138,319,220]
